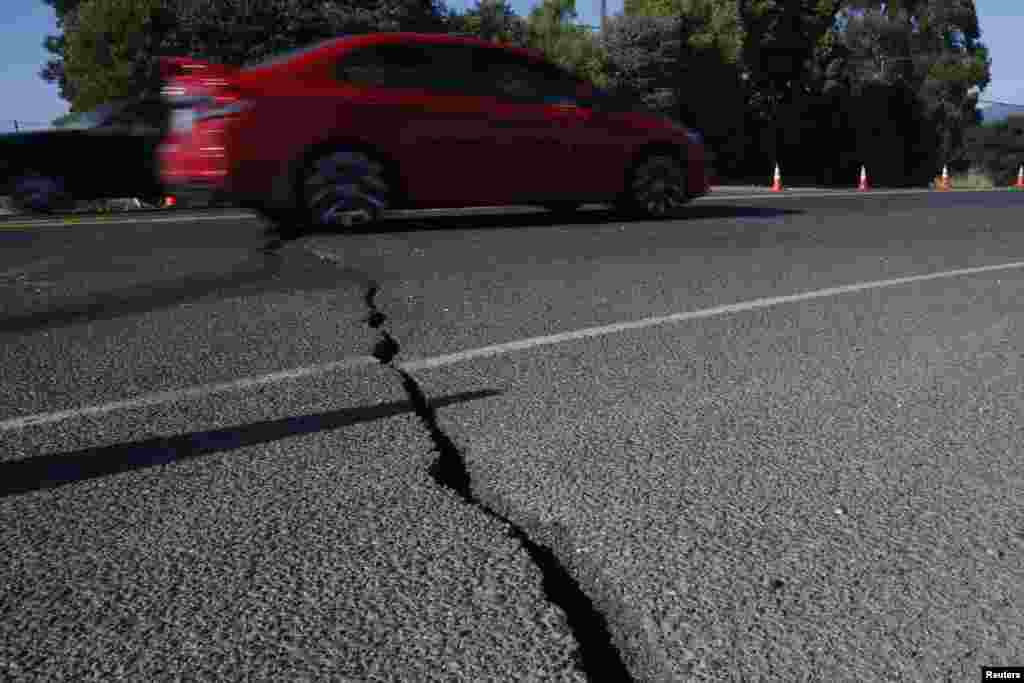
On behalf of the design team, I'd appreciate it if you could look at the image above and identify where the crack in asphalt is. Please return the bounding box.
[360,284,634,682]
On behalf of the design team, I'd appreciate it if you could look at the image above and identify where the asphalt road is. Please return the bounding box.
[2,189,1024,682]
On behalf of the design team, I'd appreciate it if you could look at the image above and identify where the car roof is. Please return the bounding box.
[243,32,548,75]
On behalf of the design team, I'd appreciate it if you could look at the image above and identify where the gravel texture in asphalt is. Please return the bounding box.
[2,190,1024,681]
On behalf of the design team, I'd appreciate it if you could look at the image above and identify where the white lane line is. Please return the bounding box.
[0,355,377,432]
[4,258,1024,432]
[399,259,1024,371]
[0,212,257,229]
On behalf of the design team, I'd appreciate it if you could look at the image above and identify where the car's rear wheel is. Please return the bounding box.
[301,148,391,230]
[11,172,74,213]
[619,154,690,219]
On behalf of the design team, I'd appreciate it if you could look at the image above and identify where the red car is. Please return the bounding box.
[158,32,710,229]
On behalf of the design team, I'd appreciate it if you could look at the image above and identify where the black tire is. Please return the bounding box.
[300,148,392,230]
[618,154,690,219]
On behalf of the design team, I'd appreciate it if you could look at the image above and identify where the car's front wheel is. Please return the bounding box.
[619,154,690,219]
[11,172,74,213]
[301,148,392,230]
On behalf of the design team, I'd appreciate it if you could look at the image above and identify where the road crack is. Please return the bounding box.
[361,285,634,682]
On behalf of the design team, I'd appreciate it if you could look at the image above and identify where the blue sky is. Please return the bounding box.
[1,0,1021,129]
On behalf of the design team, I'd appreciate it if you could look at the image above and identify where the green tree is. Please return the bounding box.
[40,0,87,105]
[604,3,746,174]
[451,0,528,45]
[162,0,448,67]
[51,112,76,126]
[44,0,452,109]
[735,0,844,172]
[831,1,990,175]
[600,15,679,113]
[60,0,168,112]
[524,0,608,86]
[965,119,1024,187]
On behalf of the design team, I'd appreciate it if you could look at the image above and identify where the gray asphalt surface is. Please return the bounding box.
[2,190,1024,681]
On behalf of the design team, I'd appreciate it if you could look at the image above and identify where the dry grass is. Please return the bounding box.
[948,169,996,190]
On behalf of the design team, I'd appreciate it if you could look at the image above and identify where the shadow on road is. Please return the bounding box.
[0,249,375,336]
[353,204,805,235]
[1,204,805,336]
[0,388,501,497]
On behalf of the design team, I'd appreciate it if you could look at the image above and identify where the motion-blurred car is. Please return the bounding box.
[158,32,710,230]
[0,98,169,213]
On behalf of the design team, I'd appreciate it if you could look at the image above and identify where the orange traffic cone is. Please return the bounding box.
[771,163,783,192]
[858,165,870,192]
[163,196,176,208]
[1015,165,1024,190]
[939,165,951,191]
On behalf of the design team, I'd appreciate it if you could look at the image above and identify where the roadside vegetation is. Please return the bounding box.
[964,119,1024,188]
[37,0,995,189]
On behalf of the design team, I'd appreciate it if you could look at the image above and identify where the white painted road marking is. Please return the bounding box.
[4,259,1024,432]
[0,356,376,432]
[401,259,1024,370]
[0,212,256,230]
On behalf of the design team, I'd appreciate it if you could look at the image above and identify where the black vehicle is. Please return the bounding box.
[0,98,170,213]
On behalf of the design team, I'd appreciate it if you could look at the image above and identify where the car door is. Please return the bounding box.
[470,50,582,204]
[332,42,497,206]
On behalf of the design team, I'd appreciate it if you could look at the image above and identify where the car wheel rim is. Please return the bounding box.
[632,156,687,217]
[303,150,389,226]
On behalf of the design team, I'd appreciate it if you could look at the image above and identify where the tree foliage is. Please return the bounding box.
[600,15,680,114]
[833,1,990,172]
[605,0,990,184]
[448,0,528,46]
[60,0,167,112]
[43,0,451,111]
[523,0,608,86]
[39,0,993,186]
[964,119,1024,187]
[51,112,76,127]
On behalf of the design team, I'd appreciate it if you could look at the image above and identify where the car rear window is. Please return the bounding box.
[470,50,583,102]
[336,43,476,93]
[245,37,343,69]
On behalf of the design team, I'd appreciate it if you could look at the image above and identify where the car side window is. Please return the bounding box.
[336,45,429,89]
[336,44,473,93]
[474,52,579,104]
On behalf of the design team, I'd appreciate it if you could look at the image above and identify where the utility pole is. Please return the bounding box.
[600,0,606,31]
[13,120,18,132]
